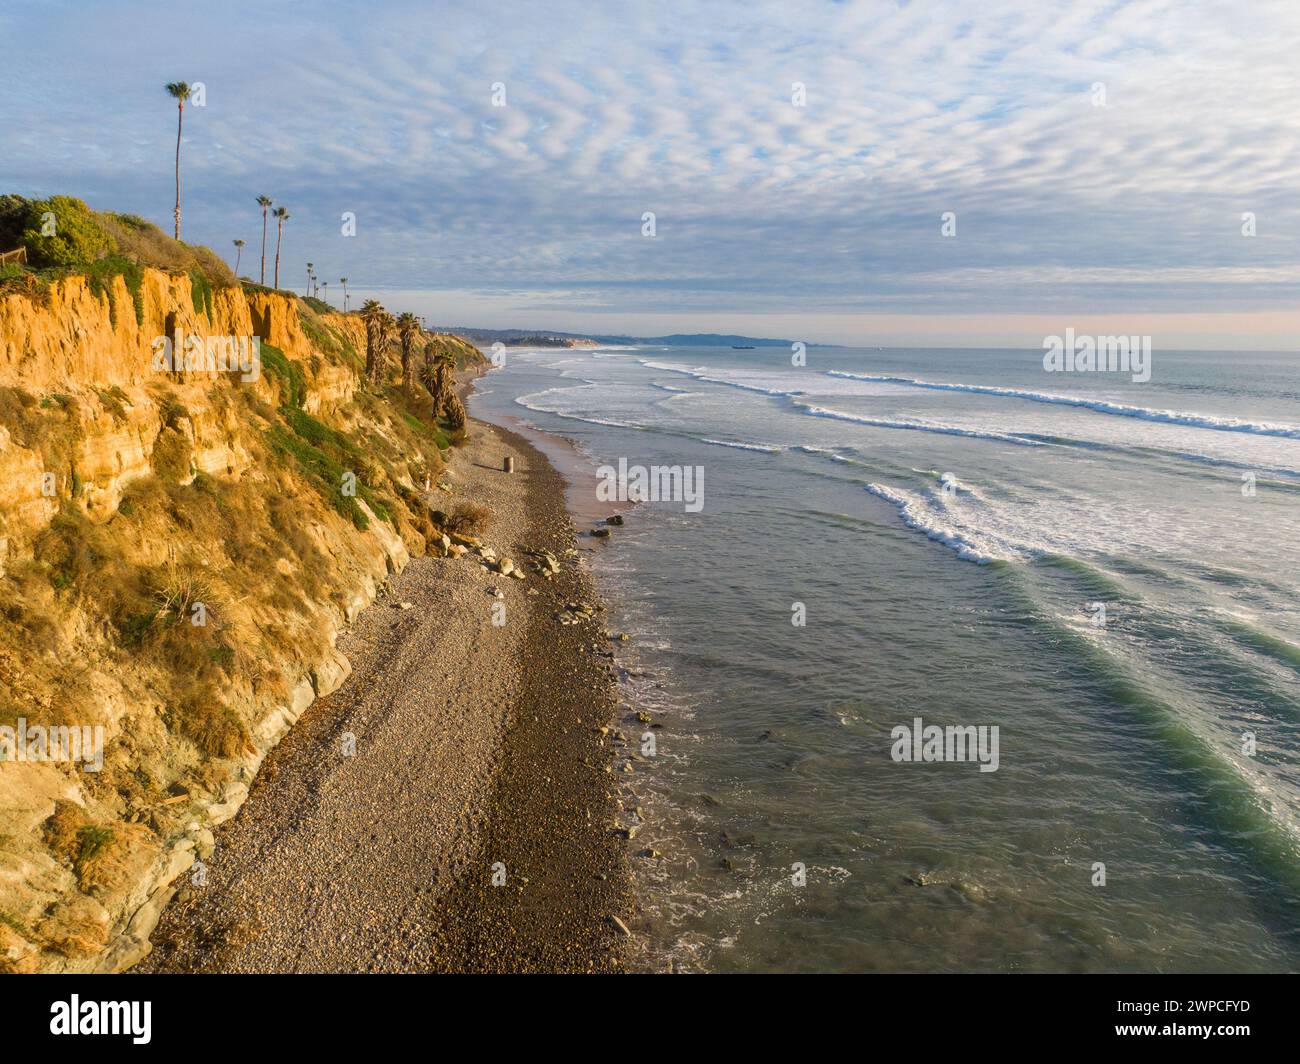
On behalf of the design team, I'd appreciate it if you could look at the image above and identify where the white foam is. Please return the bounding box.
[513,390,640,430]
[698,438,783,453]
[864,484,1005,564]
[639,360,802,397]
[827,370,1300,440]
[796,402,1045,446]
[640,361,1045,446]
[797,445,856,463]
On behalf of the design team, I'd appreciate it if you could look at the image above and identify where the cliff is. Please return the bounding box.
[0,264,483,972]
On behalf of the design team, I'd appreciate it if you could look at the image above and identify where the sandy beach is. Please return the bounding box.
[139,389,636,973]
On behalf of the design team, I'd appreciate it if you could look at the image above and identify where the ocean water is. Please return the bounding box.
[469,345,1300,973]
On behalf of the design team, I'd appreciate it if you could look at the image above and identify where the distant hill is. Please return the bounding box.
[436,326,816,348]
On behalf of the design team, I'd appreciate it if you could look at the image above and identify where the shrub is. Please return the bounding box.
[0,194,28,249]
[444,500,492,535]
[35,509,104,592]
[153,570,213,626]
[17,196,115,268]
[74,826,114,881]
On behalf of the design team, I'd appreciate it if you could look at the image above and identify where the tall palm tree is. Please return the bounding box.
[256,195,273,283]
[165,82,191,240]
[340,277,349,312]
[321,280,328,304]
[396,312,420,391]
[232,239,245,275]
[272,206,289,289]
[306,261,314,296]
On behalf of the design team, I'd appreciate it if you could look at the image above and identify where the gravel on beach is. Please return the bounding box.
[139,409,635,974]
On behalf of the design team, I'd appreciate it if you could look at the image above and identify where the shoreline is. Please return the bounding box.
[465,379,636,531]
[138,384,636,973]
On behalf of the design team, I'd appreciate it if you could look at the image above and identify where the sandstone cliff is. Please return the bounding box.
[0,266,481,971]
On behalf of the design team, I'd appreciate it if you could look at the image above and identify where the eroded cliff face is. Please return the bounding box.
[0,270,456,972]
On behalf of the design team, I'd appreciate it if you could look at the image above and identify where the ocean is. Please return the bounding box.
[468,344,1300,973]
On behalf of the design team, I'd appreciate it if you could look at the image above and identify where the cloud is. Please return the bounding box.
[3,0,1299,341]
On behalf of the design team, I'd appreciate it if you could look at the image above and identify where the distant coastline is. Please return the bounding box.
[443,326,823,349]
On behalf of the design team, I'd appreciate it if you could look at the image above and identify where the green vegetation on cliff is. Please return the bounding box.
[0,195,235,313]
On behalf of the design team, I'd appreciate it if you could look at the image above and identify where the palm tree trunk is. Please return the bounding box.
[234,246,242,274]
[274,219,283,289]
[173,102,183,240]
[260,210,268,284]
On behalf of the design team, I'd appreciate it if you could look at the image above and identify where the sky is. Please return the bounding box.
[2,0,1299,348]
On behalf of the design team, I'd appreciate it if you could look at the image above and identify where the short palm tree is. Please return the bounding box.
[360,300,389,382]
[165,82,191,240]
[382,313,397,376]
[421,342,465,428]
[232,239,245,275]
[420,342,449,406]
[396,312,420,391]
[256,195,273,283]
[272,206,289,289]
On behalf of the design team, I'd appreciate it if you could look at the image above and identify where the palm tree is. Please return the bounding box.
[444,389,467,431]
[321,280,328,304]
[381,311,397,381]
[256,196,273,283]
[232,239,245,275]
[361,300,390,383]
[165,82,191,240]
[340,277,349,312]
[421,342,464,428]
[396,312,420,391]
[306,261,314,296]
[272,206,289,289]
[421,341,449,407]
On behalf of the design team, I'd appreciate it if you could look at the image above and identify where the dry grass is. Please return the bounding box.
[99,214,236,286]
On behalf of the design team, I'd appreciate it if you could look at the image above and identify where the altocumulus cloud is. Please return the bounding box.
[3,0,1299,335]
